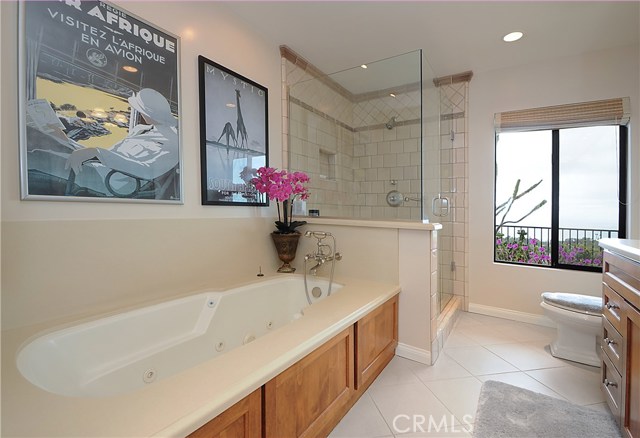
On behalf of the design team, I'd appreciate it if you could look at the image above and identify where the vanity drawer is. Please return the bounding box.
[602,318,623,373]
[604,250,640,311]
[603,283,625,334]
[601,351,622,425]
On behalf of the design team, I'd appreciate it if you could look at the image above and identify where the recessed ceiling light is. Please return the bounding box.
[389,93,396,98]
[361,64,368,69]
[122,65,138,73]
[503,31,523,42]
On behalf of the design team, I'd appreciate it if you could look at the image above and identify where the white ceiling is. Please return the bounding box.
[222,1,640,82]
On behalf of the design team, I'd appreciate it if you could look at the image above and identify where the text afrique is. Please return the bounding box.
[81,33,168,65]
[52,1,176,54]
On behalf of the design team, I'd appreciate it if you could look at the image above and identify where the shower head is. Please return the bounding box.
[385,116,397,130]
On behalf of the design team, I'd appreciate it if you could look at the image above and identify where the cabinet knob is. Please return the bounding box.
[604,337,616,346]
[604,379,618,388]
[605,302,619,310]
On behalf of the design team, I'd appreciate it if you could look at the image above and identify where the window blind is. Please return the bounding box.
[494,97,630,132]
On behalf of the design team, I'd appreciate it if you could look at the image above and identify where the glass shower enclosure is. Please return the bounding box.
[283,49,454,312]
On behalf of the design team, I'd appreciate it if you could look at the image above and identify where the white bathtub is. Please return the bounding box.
[16,276,342,398]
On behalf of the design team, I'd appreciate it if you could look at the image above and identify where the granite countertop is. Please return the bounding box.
[2,276,400,437]
[599,238,640,264]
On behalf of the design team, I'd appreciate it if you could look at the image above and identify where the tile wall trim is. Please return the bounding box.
[433,71,474,87]
[441,112,465,121]
[280,45,355,101]
[290,96,421,133]
[353,118,421,132]
[289,96,355,132]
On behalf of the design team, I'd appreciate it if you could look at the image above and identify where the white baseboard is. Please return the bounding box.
[396,343,431,365]
[468,303,556,328]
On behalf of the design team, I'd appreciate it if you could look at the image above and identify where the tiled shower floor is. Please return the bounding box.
[329,311,607,437]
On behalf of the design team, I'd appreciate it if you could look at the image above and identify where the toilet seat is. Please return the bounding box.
[541,292,602,316]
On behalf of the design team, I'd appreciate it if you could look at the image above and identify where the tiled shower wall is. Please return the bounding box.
[438,81,470,310]
[282,53,433,221]
[283,57,356,217]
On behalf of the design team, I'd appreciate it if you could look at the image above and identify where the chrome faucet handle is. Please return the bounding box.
[318,243,332,256]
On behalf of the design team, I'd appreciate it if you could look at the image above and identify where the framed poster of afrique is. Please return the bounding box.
[19,0,182,203]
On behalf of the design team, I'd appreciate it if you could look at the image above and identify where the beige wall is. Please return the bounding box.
[2,218,281,329]
[468,45,640,316]
[2,218,402,330]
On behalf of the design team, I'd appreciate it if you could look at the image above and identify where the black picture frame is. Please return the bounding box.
[198,55,268,206]
[19,0,182,203]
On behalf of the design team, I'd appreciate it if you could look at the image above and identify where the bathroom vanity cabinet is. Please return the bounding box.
[602,250,640,438]
[187,294,399,438]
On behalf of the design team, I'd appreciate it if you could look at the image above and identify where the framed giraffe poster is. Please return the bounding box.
[198,55,269,206]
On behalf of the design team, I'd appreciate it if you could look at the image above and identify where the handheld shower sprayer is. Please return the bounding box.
[305,231,332,239]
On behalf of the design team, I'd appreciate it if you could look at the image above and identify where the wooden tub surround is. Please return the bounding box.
[188,294,399,438]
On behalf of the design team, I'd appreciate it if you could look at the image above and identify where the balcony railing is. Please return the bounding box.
[495,225,618,268]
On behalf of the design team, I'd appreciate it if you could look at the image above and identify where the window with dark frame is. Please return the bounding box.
[493,99,629,272]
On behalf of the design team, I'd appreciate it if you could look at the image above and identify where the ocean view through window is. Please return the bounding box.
[494,125,627,272]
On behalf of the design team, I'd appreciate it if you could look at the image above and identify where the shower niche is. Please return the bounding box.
[282,48,441,222]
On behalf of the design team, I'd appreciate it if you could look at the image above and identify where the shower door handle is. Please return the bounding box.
[432,195,450,217]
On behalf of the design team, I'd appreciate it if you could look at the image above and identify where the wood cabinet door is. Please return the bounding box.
[355,294,398,391]
[187,388,261,438]
[623,302,640,438]
[264,327,355,438]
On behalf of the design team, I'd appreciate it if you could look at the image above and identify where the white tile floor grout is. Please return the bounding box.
[329,311,608,438]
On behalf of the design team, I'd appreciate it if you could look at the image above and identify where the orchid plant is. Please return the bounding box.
[252,167,310,234]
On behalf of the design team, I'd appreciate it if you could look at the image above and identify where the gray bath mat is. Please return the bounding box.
[473,380,620,438]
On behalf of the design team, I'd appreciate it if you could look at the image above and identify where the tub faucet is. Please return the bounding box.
[304,231,341,276]
[305,255,326,276]
[302,230,342,304]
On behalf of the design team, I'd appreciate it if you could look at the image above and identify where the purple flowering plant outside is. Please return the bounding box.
[252,167,310,234]
[558,243,603,267]
[495,232,552,266]
[495,229,604,268]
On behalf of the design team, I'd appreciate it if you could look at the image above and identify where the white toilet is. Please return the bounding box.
[540,292,603,367]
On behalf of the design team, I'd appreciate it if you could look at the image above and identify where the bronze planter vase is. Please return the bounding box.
[271,232,301,273]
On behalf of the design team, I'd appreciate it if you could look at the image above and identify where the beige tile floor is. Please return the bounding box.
[329,311,607,438]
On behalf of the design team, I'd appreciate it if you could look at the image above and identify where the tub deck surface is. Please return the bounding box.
[1,275,400,437]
